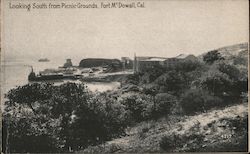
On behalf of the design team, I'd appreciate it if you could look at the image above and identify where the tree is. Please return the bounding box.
[198,62,247,103]
[49,83,90,151]
[155,70,188,95]
[120,94,154,122]
[4,82,90,152]
[143,65,166,83]
[3,102,62,153]
[203,50,224,64]
[217,62,240,81]
[174,60,203,73]
[6,83,54,113]
[199,70,233,96]
[70,93,128,150]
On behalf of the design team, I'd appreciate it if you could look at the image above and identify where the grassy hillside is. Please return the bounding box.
[198,42,248,64]
[218,43,248,58]
[81,103,247,153]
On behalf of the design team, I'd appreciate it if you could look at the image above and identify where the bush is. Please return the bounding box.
[120,94,155,122]
[125,74,140,85]
[154,93,177,118]
[180,89,223,114]
[217,62,240,81]
[174,60,203,72]
[155,71,188,95]
[142,65,166,83]
[160,133,205,152]
[160,134,182,152]
[120,93,177,122]
[70,92,129,150]
[233,56,248,66]
[203,50,224,64]
[2,110,62,153]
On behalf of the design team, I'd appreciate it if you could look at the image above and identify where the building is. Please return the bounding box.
[164,54,197,68]
[133,55,167,73]
[79,58,121,68]
[133,53,197,73]
[121,57,133,70]
[63,59,73,68]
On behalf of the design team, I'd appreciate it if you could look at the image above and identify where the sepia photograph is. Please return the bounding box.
[1,0,249,153]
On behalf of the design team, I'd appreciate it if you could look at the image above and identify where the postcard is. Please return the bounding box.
[1,0,249,153]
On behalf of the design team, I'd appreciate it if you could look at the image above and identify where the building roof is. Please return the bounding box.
[174,54,197,59]
[141,58,167,62]
[121,57,132,60]
[175,54,189,59]
[136,56,167,61]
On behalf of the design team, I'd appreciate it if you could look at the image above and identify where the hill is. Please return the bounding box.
[217,43,248,58]
[81,103,247,153]
[80,43,249,153]
[198,42,248,64]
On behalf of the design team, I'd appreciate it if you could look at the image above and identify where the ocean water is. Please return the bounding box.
[1,58,120,96]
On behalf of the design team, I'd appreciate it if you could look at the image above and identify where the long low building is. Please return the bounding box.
[133,56,167,72]
[79,58,121,68]
[133,54,198,73]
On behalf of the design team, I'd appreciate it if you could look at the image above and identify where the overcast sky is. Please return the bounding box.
[2,0,249,62]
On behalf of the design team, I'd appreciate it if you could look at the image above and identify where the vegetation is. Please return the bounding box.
[180,89,223,114]
[203,50,224,64]
[2,44,248,152]
[3,83,128,152]
[160,133,205,152]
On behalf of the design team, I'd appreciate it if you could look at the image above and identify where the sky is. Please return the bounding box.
[2,0,249,62]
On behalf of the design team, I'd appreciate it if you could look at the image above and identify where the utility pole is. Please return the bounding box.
[133,53,137,74]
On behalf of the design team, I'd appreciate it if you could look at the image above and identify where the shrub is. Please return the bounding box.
[180,89,223,114]
[174,60,203,72]
[125,74,140,85]
[2,110,62,153]
[154,93,177,118]
[120,94,154,122]
[142,65,166,83]
[137,122,154,139]
[155,71,188,95]
[217,62,240,81]
[203,50,224,64]
[109,143,121,153]
[198,62,247,102]
[159,134,182,152]
[120,93,177,121]
[159,133,205,152]
[67,92,129,150]
[233,56,248,66]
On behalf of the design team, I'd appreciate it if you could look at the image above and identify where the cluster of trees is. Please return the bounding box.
[2,83,177,153]
[120,93,176,123]
[126,50,247,114]
[2,83,128,152]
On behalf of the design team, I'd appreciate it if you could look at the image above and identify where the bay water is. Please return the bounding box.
[1,58,120,97]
